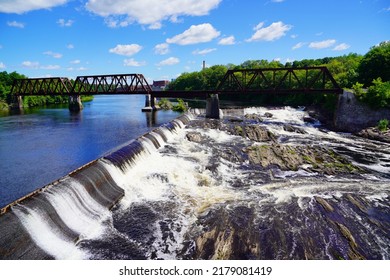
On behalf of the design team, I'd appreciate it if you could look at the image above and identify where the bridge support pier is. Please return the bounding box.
[10,96,23,112]
[68,95,83,112]
[206,94,221,119]
[142,94,160,112]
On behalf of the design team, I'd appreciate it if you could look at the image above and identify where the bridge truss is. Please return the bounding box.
[215,67,343,95]
[10,74,151,96]
[10,67,342,98]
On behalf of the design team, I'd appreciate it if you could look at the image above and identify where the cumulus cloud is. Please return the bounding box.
[70,60,81,64]
[166,23,220,45]
[154,43,170,55]
[41,65,61,70]
[218,36,236,45]
[67,44,74,49]
[7,21,24,28]
[0,62,6,69]
[309,39,336,49]
[104,17,132,28]
[85,0,221,29]
[192,48,217,55]
[57,19,74,27]
[22,61,60,70]
[157,57,180,66]
[0,0,68,14]
[247,21,292,42]
[333,43,350,51]
[22,61,40,69]
[43,51,63,59]
[292,42,306,50]
[109,44,142,56]
[124,58,146,67]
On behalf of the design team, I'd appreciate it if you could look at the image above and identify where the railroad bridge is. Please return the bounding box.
[10,67,342,118]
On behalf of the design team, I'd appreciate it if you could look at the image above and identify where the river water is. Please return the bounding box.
[0,95,180,208]
[1,102,389,260]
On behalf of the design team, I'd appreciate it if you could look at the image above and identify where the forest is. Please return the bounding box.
[1,41,389,111]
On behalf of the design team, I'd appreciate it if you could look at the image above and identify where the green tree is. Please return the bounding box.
[358,41,390,86]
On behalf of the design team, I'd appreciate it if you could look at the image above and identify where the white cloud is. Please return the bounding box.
[0,62,6,69]
[333,43,350,51]
[271,0,285,2]
[0,0,68,14]
[218,36,236,45]
[43,51,63,59]
[157,57,180,66]
[22,61,61,70]
[309,39,336,49]
[123,58,146,67]
[247,21,292,42]
[67,44,74,49]
[70,60,81,64]
[104,17,132,28]
[292,42,306,50]
[86,0,221,29]
[109,44,142,56]
[57,19,74,27]
[22,61,40,69]
[41,65,61,70]
[7,21,24,28]
[154,43,170,55]
[67,67,88,71]
[166,23,220,45]
[192,48,217,55]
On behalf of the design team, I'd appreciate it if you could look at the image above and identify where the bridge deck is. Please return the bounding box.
[10,67,343,97]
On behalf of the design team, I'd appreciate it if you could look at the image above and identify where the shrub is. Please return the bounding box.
[378,119,389,132]
[172,99,188,112]
[157,98,172,110]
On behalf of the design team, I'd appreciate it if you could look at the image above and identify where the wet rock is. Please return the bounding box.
[244,144,362,175]
[244,113,263,122]
[283,124,307,134]
[186,132,203,143]
[228,117,244,123]
[264,112,273,118]
[303,116,317,124]
[356,127,390,144]
[230,124,275,142]
[195,207,259,260]
[315,197,334,212]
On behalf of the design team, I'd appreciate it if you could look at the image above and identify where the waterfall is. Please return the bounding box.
[0,113,193,260]
[1,109,389,260]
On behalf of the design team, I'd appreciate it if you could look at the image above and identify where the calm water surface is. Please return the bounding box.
[0,95,180,208]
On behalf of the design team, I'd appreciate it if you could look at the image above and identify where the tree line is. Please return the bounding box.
[168,41,390,109]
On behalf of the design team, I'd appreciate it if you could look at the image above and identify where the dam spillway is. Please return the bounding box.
[0,108,389,260]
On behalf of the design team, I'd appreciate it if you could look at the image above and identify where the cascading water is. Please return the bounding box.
[1,109,389,260]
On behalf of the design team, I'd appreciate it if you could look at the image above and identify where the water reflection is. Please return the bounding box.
[0,95,180,208]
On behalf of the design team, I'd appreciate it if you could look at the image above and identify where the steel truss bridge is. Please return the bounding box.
[10,67,343,100]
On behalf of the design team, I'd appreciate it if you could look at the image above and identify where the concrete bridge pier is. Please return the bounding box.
[10,96,23,112]
[142,94,160,112]
[68,95,83,112]
[206,94,222,119]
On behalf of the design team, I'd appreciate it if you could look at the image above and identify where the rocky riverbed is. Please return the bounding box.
[7,107,389,260]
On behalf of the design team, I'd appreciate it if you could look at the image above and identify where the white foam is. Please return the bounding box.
[13,205,88,260]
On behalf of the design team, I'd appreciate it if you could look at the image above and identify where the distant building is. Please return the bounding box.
[152,80,170,91]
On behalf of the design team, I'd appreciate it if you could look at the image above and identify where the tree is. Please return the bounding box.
[358,41,390,86]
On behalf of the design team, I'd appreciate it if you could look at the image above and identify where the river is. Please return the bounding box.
[0,103,389,260]
[0,95,180,208]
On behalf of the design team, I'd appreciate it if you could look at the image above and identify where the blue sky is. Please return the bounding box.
[0,0,389,82]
